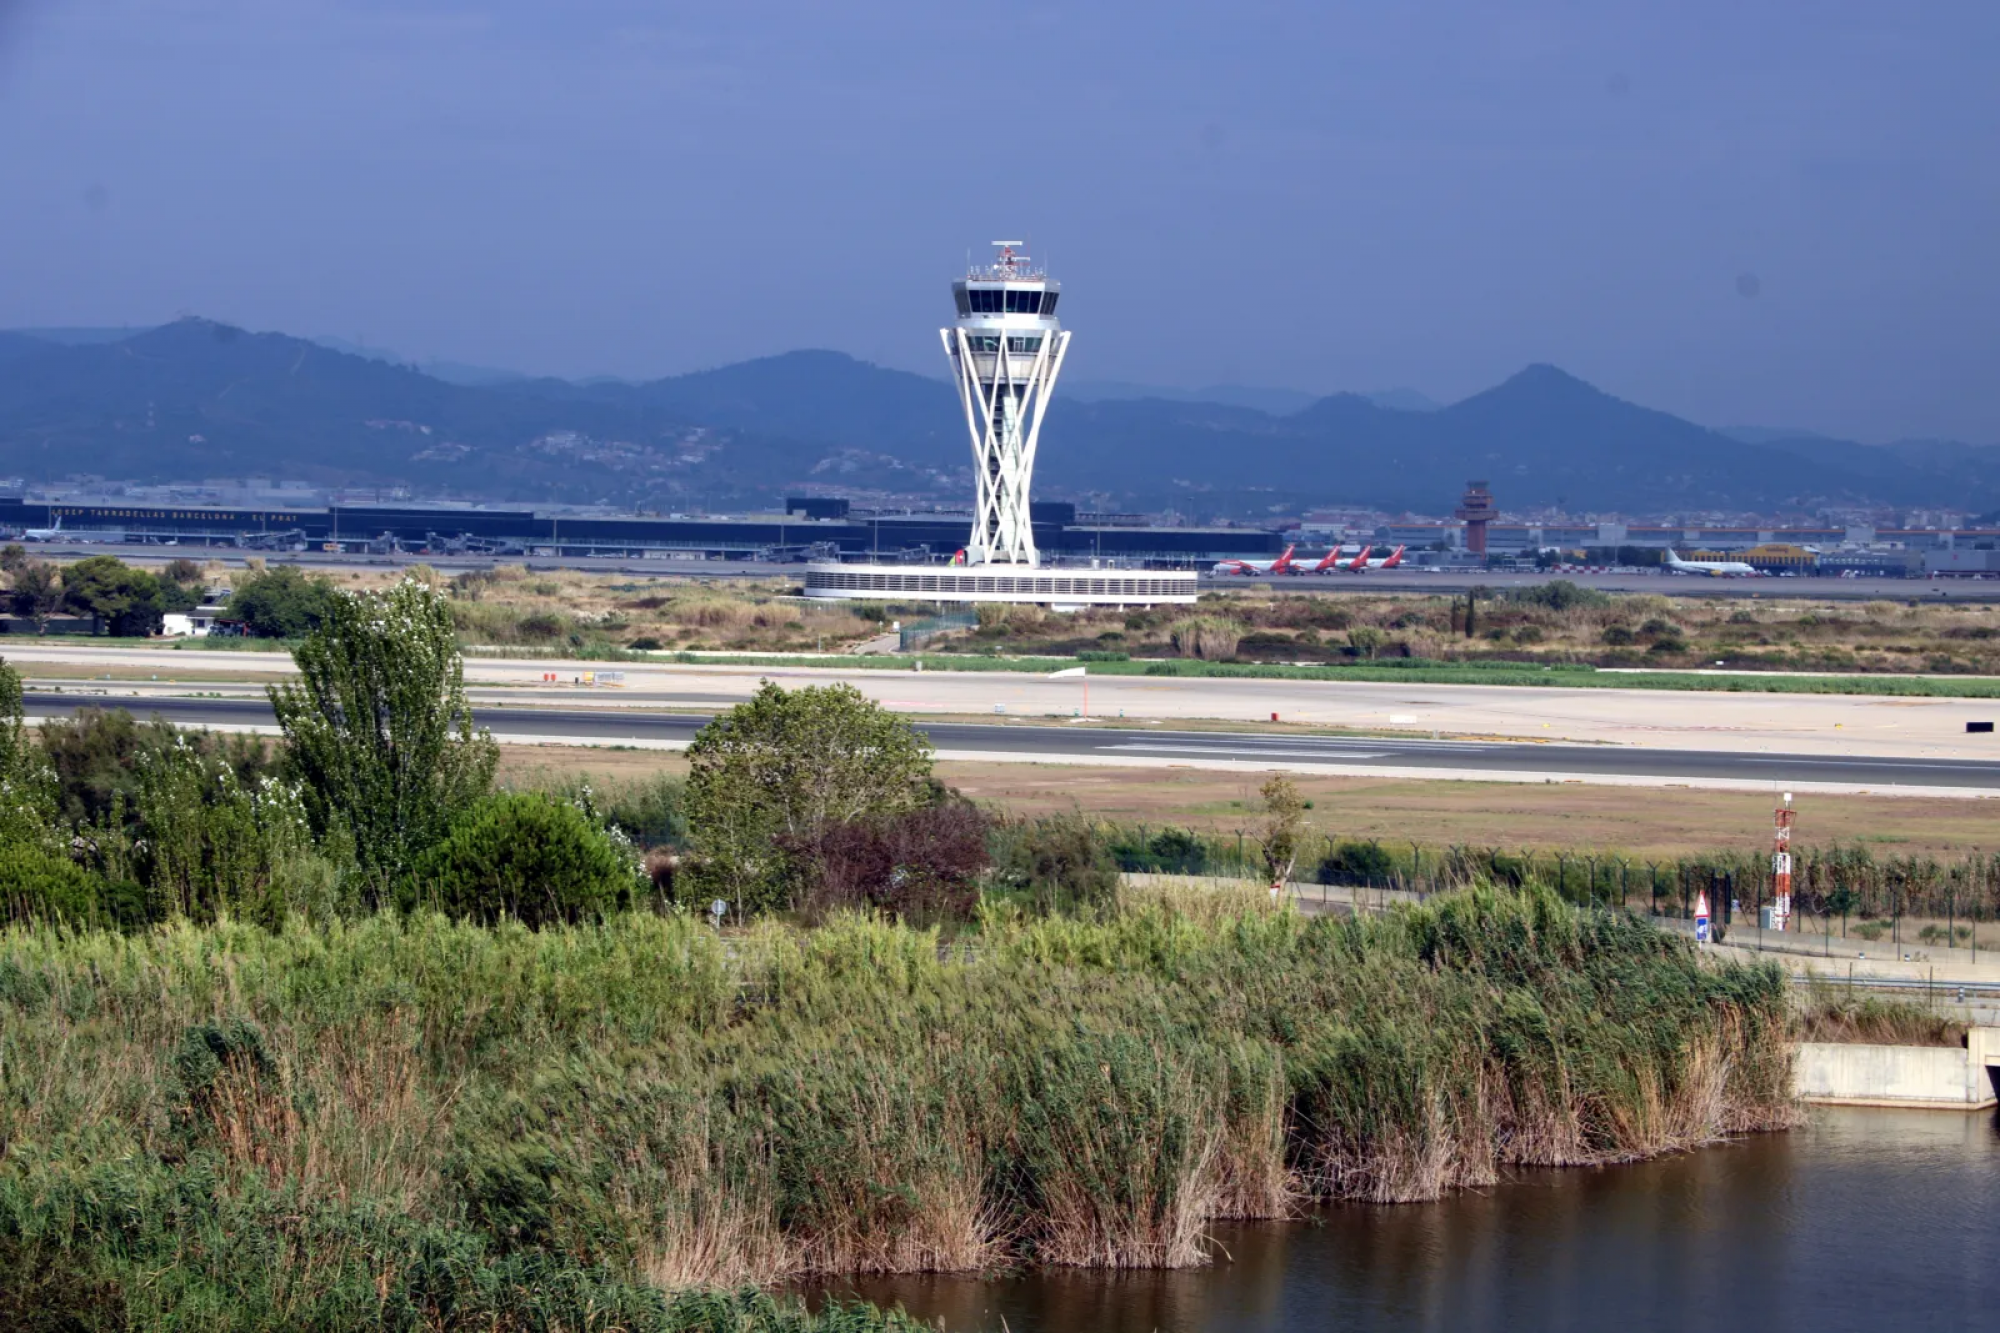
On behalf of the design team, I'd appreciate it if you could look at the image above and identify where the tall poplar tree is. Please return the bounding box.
[271,578,496,894]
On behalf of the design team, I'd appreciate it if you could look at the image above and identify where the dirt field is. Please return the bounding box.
[496,745,2000,858]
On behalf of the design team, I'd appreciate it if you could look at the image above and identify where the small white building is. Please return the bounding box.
[161,603,233,637]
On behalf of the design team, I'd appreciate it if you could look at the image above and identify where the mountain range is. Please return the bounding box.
[1,318,1995,518]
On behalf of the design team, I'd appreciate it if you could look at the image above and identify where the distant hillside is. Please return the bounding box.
[2,319,1995,515]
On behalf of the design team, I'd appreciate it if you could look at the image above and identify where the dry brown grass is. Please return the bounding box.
[936,585,2000,673]
[934,760,2000,858]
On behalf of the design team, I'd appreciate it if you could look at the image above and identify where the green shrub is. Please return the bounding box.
[1316,840,1396,886]
[518,612,567,639]
[0,841,102,925]
[992,815,1121,915]
[404,791,640,926]
[1502,580,1609,611]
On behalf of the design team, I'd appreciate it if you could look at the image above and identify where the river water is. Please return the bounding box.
[823,1108,1998,1333]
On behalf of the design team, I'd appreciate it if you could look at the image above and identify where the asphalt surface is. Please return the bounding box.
[29,692,2000,791]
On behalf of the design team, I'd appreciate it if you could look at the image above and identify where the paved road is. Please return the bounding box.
[29,692,2000,792]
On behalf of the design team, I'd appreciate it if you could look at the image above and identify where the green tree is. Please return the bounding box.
[271,577,497,896]
[1345,625,1384,659]
[8,560,63,633]
[228,565,340,638]
[403,791,641,927]
[684,681,934,914]
[0,656,58,850]
[1259,774,1307,886]
[61,555,188,635]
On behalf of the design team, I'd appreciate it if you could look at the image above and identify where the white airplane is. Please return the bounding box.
[1212,544,1300,576]
[22,514,62,541]
[1664,548,1758,577]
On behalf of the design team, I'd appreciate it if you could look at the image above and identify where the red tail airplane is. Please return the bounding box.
[1211,544,1298,576]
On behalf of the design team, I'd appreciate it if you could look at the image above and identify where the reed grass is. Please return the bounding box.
[0,885,1791,1327]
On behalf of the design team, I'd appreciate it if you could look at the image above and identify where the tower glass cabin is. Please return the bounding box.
[942,243,1070,566]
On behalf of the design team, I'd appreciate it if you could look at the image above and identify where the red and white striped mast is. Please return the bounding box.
[1772,792,1795,932]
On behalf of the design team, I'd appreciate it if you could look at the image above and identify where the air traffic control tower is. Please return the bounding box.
[804,243,1196,609]
[943,242,1068,566]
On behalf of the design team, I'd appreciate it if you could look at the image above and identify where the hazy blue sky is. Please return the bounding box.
[2,1,1995,441]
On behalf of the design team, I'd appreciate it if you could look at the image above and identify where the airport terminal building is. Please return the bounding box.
[0,496,1285,566]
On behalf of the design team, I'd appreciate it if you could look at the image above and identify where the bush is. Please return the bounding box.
[404,792,641,927]
[781,800,992,924]
[1502,580,1609,611]
[0,841,102,925]
[517,612,567,640]
[1601,625,1635,646]
[595,774,687,847]
[226,565,339,638]
[992,815,1121,915]
[1148,826,1209,874]
[1169,616,1243,660]
[1316,840,1395,886]
[40,707,278,831]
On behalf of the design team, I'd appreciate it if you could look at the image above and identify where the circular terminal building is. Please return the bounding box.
[804,243,1197,610]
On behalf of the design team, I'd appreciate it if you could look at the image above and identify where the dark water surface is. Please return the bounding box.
[821,1109,1999,1333]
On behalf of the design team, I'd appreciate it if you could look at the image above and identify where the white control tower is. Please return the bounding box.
[942,242,1071,566]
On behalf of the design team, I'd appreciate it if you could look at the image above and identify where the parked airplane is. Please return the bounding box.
[1307,544,1364,573]
[1212,544,1299,576]
[1356,544,1407,571]
[1664,549,1758,577]
[23,514,61,541]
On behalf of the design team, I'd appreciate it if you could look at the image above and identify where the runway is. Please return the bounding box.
[25,692,2000,796]
[13,645,2000,761]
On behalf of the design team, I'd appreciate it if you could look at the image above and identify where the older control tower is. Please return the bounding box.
[942,243,1070,566]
